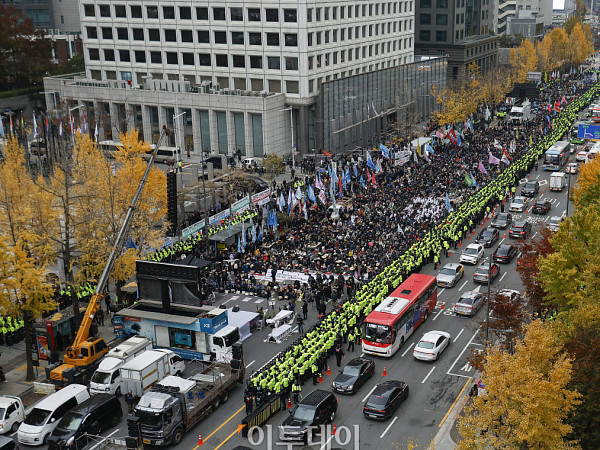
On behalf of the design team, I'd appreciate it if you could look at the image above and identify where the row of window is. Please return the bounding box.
[419,13,448,25]
[419,30,448,42]
[88,48,301,70]
[85,22,413,47]
[83,2,413,22]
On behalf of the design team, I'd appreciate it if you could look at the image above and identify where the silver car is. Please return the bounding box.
[460,244,484,265]
[454,291,486,316]
[509,196,528,213]
[437,263,464,288]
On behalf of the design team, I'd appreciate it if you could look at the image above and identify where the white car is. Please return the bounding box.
[0,395,24,434]
[509,196,528,213]
[576,150,588,162]
[460,243,484,265]
[413,331,451,361]
[566,162,578,174]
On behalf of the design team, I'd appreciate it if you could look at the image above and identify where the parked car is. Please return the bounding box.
[473,262,500,284]
[509,196,528,213]
[436,263,464,288]
[363,381,409,420]
[490,212,512,229]
[492,244,518,263]
[413,331,451,361]
[453,291,486,317]
[460,244,484,265]
[520,181,539,198]
[532,199,552,215]
[476,227,500,248]
[331,357,375,394]
[509,220,532,238]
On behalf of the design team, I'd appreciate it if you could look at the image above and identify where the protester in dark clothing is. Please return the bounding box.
[335,344,344,367]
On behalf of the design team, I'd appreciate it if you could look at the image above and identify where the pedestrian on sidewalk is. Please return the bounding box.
[96,308,104,326]
[296,314,304,334]
[125,391,135,414]
[302,300,308,320]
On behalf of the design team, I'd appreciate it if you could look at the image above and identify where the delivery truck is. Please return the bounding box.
[90,336,153,396]
[550,172,567,191]
[120,349,186,398]
[509,100,531,123]
[133,358,244,446]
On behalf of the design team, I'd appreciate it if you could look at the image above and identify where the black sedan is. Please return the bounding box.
[363,380,409,420]
[473,262,500,284]
[521,181,539,198]
[532,199,552,215]
[476,227,500,248]
[509,221,532,239]
[490,212,512,229]
[492,243,518,263]
[332,357,375,394]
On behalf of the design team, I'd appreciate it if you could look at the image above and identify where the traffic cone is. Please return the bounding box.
[459,241,462,247]
[287,398,292,408]
[198,434,204,446]
[441,302,445,310]
[331,424,337,435]
[503,233,506,239]
[318,373,323,383]
[382,367,388,376]
[326,366,331,375]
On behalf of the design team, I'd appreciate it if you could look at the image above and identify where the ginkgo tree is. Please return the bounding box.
[457,320,581,450]
[0,137,57,381]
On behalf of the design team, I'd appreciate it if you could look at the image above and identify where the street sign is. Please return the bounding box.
[578,123,600,139]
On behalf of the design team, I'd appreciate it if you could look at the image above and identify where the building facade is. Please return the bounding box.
[43,0,416,158]
[496,0,552,35]
[2,0,81,32]
[414,0,498,78]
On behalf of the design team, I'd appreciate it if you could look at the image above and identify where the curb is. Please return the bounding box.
[430,376,474,450]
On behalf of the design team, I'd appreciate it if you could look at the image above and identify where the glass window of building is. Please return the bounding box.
[83,4,95,16]
[250,55,262,68]
[119,49,130,62]
[267,56,280,69]
[324,7,329,20]
[196,7,208,20]
[436,30,447,41]
[130,5,142,17]
[164,29,176,42]
[114,5,126,17]
[198,53,210,65]
[214,31,227,44]
[230,7,243,20]
[420,14,431,24]
[285,33,297,46]
[231,32,244,45]
[213,7,225,20]
[88,48,100,60]
[146,6,158,19]
[116,27,127,40]
[307,8,312,21]
[267,33,279,46]
[86,27,97,39]
[181,30,192,42]
[436,14,447,25]
[249,32,261,45]
[285,57,298,70]
[419,30,430,41]
[150,51,161,63]
[98,4,110,17]
[104,49,115,61]
[182,53,194,65]
[265,8,278,21]
[248,8,260,21]
[198,30,209,43]
[284,9,297,22]
[437,0,448,6]
[135,50,146,62]
[286,81,299,94]
[232,55,245,67]
[179,6,191,19]
[148,29,160,41]
[215,54,228,66]
[163,7,175,19]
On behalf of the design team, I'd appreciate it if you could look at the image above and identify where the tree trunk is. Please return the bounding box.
[24,310,35,382]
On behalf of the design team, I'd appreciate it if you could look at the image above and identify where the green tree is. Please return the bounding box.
[263,154,285,179]
[457,321,580,450]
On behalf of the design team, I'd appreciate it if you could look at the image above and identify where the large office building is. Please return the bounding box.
[414,0,499,78]
[496,0,552,35]
[44,0,418,157]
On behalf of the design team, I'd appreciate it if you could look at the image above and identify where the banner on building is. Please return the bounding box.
[251,188,271,206]
[209,208,231,225]
[231,197,251,215]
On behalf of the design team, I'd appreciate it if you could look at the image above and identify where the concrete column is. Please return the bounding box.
[299,105,309,156]
[244,111,254,157]
[192,109,201,154]
[141,105,152,143]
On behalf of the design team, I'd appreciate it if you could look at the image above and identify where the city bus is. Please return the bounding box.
[592,105,600,123]
[361,274,437,357]
[570,121,588,145]
[543,141,570,171]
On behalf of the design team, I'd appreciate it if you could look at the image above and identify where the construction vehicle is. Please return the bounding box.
[47,129,170,387]
[133,358,244,446]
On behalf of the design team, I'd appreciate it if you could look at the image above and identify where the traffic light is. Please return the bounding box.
[127,416,141,446]
[167,171,177,236]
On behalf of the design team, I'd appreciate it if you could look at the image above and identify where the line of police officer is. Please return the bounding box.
[0,315,25,346]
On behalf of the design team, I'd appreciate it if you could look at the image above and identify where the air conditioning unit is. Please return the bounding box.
[55,29,60,35]
[243,91,252,96]
[260,90,269,98]
[210,89,218,94]
[222,88,231,95]
[234,89,242,96]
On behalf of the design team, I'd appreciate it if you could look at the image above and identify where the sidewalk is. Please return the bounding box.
[0,313,117,405]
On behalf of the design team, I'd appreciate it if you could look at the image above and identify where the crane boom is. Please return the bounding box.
[68,130,169,355]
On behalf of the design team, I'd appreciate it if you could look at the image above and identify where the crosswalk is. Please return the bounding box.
[221,293,268,305]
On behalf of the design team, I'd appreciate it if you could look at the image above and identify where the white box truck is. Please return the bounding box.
[120,350,186,398]
[509,100,531,123]
[90,336,153,396]
[550,172,567,191]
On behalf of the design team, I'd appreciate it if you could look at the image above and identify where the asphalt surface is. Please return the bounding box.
[9,142,578,450]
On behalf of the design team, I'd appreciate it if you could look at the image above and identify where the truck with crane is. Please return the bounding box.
[46,129,170,388]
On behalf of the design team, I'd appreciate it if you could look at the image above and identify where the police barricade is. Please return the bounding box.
[241,393,282,437]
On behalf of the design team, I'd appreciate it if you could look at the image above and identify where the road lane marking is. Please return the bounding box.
[499,272,507,283]
[458,280,468,291]
[380,416,398,438]
[106,429,120,438]
[473,285,481,292]
[438,377,472,428]
[556,201,561,208]
[401,342,415,357]
[498,237,505,245]
[438,288,445,296]
[199,405,246,448]
[320,435,335,450]
[362,385,378,403]
[532,232,538,239]
[245,360,255,369]
[432,309,444,321]
[422,366,436,384]
[454,328,465,342]
[447,329,480,378]
[213,423,246,450]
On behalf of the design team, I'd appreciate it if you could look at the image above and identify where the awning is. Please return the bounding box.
[209,223,245,242]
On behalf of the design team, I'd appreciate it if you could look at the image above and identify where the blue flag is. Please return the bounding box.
[366,151,377,171]
[445,193,452,212]
[379,143,390,159]
[353,162,358,178]
[228,222,232,236]
[360,175,366,189]
[0,116,4,138]
[457,134,462,147]
[257,230,262,242]
[237,236,241,253]
[470,171,478,187]
[308,185,316,203]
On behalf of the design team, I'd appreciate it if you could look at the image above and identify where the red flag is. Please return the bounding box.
[322,150,332,157]
[447,128,457,146]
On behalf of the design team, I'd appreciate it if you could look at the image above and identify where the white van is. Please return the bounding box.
[142,146,180,164]
[0,396,24,434]
[17,384,89,446]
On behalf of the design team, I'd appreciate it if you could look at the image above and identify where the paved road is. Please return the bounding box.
[10,147,576,450]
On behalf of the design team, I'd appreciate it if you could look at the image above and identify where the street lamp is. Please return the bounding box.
[566,159,572,217]
[485,256,492,350]
[173,111,186,166]
[280,106,295,169]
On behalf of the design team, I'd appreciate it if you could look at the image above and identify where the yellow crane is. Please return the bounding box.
[49,129,170,387]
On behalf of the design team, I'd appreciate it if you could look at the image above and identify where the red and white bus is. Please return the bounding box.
[361,274,437,357]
